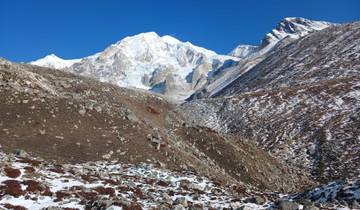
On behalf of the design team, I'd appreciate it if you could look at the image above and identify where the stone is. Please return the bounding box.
[276,200,300,210]
[85,99,97,110]
[172,204,186,210]
[351,200,360,209]
[102,151,114,160]
[78,108,86,116]
[244,195,266,204]
[303,205,319,210]
[14,149,29,157]
[238,205,254,210]
[174,197,188,207]
[125,109,139,122]
[157,204,171,210]
[147,133,163,150]
[39,129,46,135]
[179,179,192,189]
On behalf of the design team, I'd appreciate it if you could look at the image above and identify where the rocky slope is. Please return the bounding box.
[31,32,237,101]
[0,151,260,210]
[0,58,312,195]
[189,17,333,100]
[181,22,360,183]
[260,17,333,50]
[0,151,358,209]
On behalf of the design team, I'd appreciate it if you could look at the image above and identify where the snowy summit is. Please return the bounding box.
[30,54,81,69]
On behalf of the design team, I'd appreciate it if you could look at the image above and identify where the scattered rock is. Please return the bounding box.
[172,204,186,210]
[4,166,21,178]
[39,129,46,135]
[1,180,25,197]
[125,109,139,122]
[174,197,188,207]
[244,195,266,205]
[146,133,164,150]
[78,108,86,116]
[14,149,29,158]
[3,203,27,210]
[303,205,319,210]
[276,200,300,210]
[102,151,114,160]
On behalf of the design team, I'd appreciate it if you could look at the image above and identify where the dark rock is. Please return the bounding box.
[244,195,266,204]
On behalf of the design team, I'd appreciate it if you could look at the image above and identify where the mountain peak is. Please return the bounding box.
[46,53,60,58]
[117,32,183,47]
[30,54,81,69]
[125,31,159,39]
[261,17,333,48]
[53,31,237,101]
[227,17,333,60]
[161,35,181,45]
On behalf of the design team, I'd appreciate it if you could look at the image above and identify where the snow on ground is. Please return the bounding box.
[1,152,359,209]
[0,151,267,210]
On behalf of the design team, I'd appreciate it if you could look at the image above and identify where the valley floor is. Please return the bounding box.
[0,151,359,210]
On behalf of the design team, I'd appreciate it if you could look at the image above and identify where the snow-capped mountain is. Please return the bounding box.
[190,17,334,100]
[31,32,237,101]
[261,17,333,49]
[30,54,81,69]
[227,17,333,60]
[30,18,333,101]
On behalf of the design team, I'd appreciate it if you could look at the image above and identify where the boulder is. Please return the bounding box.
[173,197,188,207]
[244,195,266,205]
[124,109,139,122]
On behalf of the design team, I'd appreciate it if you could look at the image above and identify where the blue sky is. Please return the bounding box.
[1,0,359,62]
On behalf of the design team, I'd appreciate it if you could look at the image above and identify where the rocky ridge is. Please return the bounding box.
[189,17,334,100]
[180,22,360,182]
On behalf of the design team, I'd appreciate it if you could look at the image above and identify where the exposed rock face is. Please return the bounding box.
[261,17,333,49]
[229,45,259,58]
[292,179,360,207]
[181,22,360,182]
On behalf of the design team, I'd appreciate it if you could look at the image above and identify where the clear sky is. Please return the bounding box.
[1,0,359,62]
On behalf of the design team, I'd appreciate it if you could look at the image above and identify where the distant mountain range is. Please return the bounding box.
[30,17,332,101]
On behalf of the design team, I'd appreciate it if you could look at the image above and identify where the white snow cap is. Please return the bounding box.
[30,54,81,69]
